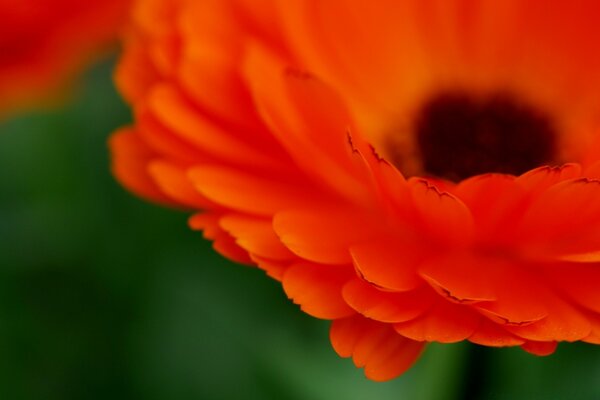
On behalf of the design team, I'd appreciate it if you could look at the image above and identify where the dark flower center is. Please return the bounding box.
[415,92,557,181]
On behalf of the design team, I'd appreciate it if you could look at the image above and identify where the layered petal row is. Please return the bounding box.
[111,0,600,380]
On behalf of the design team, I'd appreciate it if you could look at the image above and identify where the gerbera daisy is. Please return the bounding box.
[0,0,129,115]
[110,0,600,381]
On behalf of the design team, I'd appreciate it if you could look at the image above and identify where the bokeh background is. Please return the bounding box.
[0,58,599,400]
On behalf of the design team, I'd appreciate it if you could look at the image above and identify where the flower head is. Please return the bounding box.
[0,0,129,114]
[111,0,600,381]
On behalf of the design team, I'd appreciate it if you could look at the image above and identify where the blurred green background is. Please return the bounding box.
[0,59,599,400]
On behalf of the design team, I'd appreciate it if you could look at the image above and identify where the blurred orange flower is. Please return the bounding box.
[0,0,129,114]
[111,0,600,381]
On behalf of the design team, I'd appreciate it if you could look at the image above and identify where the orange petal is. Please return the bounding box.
[109,128,175,206]
[516,178,600,260]
[473,267,548,326]
[189,212,254,265]
[146,83,285,169]
[505,289,591,342]
[394,298,480,343]
[274,205,382,265]
[131,0,180,76]
[212,231,253,266]
[455,174,527,244]
[421,257,562,333]
[280,0,432,127]
[468,318,525,347]
[544,262,600,313]
[282,262,355,320]
[419,254,498,304]
[408,178,474,247]
[342,279,433,323]
[177,0,277,132]
[188,165,317,216]
[330,315,425,382]
[136,105,208,164]
[115,40,159,104]
[349,239,422,292]
[583,312,600,344]
[250,255,291,281]
[149,161,215,209]
[367,157,412,221]
[243,42,371,202]
[219,214,294,261]
[520,341,558,356]
[188,212,221,240]
[584,160,600,178]
[516,164,582,196]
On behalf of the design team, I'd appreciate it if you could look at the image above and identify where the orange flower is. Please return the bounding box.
[110,0,600,381]
[0,0,129,114]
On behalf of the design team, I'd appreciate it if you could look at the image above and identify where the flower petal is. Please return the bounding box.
[251,255,291,282]
[282,262,355,319]
[212,231,253,266]
[394,298,480,343]
[516,178,600,260]
[146,83,285,169]
[342,279,433,323]
[516,164,582,196]
[504,289,591,342]
[149,161,215,209]
[419,254,497,303]
[455,174,526,244]
[349,239,422,292]
[330,315,425,382]
[544,262,600,313]
[520,341,558,356]
[584,160,600,178]
[468,318,525,347]
[273,205,381,265]
[408,178,474,247]
[219,214,295,261]
[243,42,371,201]
[109,128,175,205]
[188,165,317,216]
[188,212,221,240]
